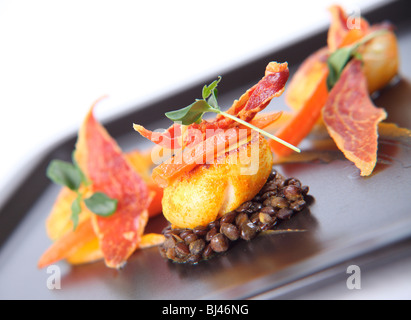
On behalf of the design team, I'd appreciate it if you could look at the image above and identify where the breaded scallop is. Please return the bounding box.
[162,133,273,229]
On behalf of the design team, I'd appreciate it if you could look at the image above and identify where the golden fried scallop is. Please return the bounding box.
[162,133,273,229]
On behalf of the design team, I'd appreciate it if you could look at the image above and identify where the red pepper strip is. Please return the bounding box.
[270,70,329,158]
[76,108,150,269]
[38,219,96,269]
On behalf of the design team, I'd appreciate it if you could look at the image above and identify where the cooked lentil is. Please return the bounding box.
[159,168,311,264]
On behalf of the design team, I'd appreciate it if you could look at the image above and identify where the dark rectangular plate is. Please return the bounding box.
[1,0,411,299]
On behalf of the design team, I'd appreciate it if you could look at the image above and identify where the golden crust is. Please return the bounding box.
[162,134,273,228]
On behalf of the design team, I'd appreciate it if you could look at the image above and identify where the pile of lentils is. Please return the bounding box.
[159,168,311,264]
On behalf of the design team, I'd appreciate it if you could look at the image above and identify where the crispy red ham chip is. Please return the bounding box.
[219,62,289,124]
[134,122,183,149]
[76,107,150,269]
[135,62,289,151]
[146,62,288,188]
[322,59,387,176]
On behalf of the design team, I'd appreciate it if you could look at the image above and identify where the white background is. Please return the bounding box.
[0,0,387,195]
[2,0,409,300]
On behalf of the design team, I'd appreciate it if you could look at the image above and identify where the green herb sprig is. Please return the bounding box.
[46,153,118,229]
[165,77,301,153]
[326,29,388,91]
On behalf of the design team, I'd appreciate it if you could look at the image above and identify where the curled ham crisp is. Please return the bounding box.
[217,62,289,124]
[134,62,289,152]
[322,59,387,176]
[138,62,288,188]
[75,108,151,269]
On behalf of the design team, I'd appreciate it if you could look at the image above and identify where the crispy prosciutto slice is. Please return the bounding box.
[144,62,288,188]
[217,62,289,124]
[322,59,387,176]
[134,62,288,151]
[133,122,183,149]
[75,107,151,269]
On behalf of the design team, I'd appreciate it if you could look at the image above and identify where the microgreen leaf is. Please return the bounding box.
[84,192,118,217]
[47,155,118,228]
[165,100,216,125]
[71,194,82,230]
[71,151,90,186]
[202,76,221,100]
[326,46,353,91]
[46,159,82,191]
[166,77,222,125]
[164,76,300,153]
[326,29,388,91]
[207,88,219,110]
